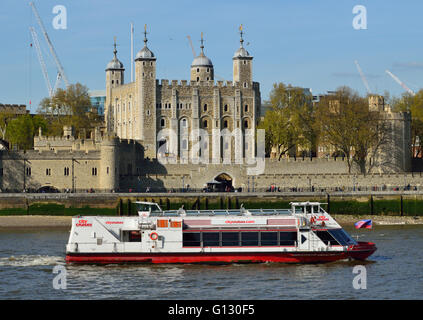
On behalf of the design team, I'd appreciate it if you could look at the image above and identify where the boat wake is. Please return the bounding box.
[0,255,65,267]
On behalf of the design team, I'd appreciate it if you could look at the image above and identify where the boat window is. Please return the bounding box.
[328,229,357,246]
[314,231,339,246]
[183,232,201,247]
[222,232,239,246]
[305,206,312,214]
[203,232,220,247]
[279,232,297,246]
[241,232,259,246]
[312,206,319,214]
[261,232,278,246]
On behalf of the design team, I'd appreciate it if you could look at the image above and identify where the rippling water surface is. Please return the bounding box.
[0,225,422,300]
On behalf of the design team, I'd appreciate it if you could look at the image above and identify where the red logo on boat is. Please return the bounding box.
[106,221,124,224]
[76,219,92,227]
[316,216,329,221]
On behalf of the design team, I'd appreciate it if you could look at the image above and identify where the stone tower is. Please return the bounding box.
[233,25,253,87]
[190,33,214,82]
[135,26,157,157]
[100,136,119,192]
[105,38,125,132]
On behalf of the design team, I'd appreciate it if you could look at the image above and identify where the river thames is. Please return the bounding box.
[0,225,422,300]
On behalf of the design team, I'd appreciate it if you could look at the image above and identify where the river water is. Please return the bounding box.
[0,225,422,300]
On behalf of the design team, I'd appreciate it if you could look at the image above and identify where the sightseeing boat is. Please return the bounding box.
[65,201,376,264]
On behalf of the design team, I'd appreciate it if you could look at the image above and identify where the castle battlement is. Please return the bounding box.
[156,79,243,89]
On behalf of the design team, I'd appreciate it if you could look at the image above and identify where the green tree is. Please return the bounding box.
[316,86,388,174]
[5,114,48,150]
[392,90,423,158]
[258,83,317,159]
[38,83,100,136]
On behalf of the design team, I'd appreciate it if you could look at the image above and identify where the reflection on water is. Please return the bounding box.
[0,225,422,299]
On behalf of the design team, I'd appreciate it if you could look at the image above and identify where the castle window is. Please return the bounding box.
[204,104,207,112]
[182,139,188,150]
[207,77,209,81]
[243,60,246,65]
[46,168,51,176]
[245,105,248,112]
[223,120,228,128]
[150,72,153,77]
[224,104,228,112]
[203,119,208,128]
[111,80,114,84]
[244,82,247,88]
[207,68,210,73]
[92,168,97,176]
[197,68,200,73]
[161,118,166,127]
[107,167,109,174]
[143,62,145,66]
[197,77,199,82]
[64,167,69,176]
[116,80,119,85]
[244,120,249,129]
[181,118,187,128]
[147,110,150,116]
[150,62,153,66]
[26,167,31,176]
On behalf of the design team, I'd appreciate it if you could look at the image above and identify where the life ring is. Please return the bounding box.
[149,232,159,241]
[321,221,326,227]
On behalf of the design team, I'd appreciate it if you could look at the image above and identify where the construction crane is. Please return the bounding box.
[187,35,196,57]
[385,70,415,96]
[354,60,371,95]
[29,26,53,97]
[29,1,69,94]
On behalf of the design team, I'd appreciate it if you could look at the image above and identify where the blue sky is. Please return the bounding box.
[1,0,423,113]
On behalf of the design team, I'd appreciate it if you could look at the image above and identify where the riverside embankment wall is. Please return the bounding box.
[1,191,423,216]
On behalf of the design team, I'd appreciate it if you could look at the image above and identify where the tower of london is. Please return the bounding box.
[104,27,261,162]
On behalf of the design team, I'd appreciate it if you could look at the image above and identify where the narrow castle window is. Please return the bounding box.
[64,167,69,176]
[197,77,199,82]
[92,168,98,176]
[244,82,247,88]
[223,120,228,128]
[203,119,208,128]
[161,118,165,127]
[46,168,51,176]
[245,105,248,112]
[204,104,207,112]
[26,167,31,176]
[224,104,228,112]
[197,68,200,72]
[244,120,249,128]
[207,68,210,73]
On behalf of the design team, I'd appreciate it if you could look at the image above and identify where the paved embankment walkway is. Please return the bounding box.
[0,215,421,228]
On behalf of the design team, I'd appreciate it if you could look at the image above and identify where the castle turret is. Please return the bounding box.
[135,25,157,157]
[190,33,214,82]
[105,38,125,132]
[233,25,253,87]
[100,136,119,192]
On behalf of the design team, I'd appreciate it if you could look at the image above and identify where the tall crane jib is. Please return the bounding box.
[30,27,53,97]
[385,70,415,96]
[29,1,69,96]
[354,60,371,95]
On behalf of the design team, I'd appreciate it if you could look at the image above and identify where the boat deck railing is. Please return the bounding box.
[148,208,303,217]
